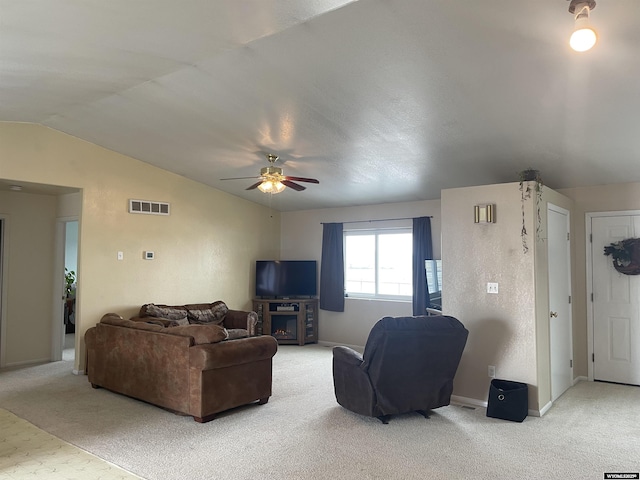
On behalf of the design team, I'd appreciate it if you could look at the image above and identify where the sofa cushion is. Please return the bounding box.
[166,324,228,344]
[132,317,172,327]
[225,328,249,340]
[169,317,190,327]
[187,301,228,325]
[144,304,189,321]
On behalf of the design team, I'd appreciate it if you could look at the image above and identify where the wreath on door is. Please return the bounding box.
[604,238,640,275]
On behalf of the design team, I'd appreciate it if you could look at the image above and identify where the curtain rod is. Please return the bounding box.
[321,216,432,225]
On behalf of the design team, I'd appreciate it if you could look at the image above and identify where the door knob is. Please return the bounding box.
[550,311,558,318]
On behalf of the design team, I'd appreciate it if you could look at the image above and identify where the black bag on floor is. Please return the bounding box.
[486,379,528,422]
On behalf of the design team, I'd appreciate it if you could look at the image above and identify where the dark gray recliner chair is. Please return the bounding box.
[332,315,468,423]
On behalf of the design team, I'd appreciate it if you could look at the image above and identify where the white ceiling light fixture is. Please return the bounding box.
[568,0,597,52]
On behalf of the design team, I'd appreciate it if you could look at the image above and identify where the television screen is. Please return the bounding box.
[256,260,317,298]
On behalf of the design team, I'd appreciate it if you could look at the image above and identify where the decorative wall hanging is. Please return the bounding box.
[518,168,543,254]
[604,238,640,275]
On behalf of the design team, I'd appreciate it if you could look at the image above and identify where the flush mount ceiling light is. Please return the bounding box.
[568,0,597,52]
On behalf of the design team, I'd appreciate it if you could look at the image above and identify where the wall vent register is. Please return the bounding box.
[129,199,170,216]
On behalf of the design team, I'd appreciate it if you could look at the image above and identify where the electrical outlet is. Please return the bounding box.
[487,282,499,294]
[488,365,496,378]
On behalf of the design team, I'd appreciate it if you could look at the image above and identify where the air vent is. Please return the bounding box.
[128,199,170,216]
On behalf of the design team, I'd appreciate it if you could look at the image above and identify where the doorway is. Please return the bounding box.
[63,220,78,362]
[52,217,78,362]
[548,204,573,401]
[588,212,640,386]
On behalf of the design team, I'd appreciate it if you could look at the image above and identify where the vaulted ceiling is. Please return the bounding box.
[2,0,639,210]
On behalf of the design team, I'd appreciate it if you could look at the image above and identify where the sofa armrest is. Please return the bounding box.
[84,327,97,376]
[224,310,258,336]
[189,335,277,370]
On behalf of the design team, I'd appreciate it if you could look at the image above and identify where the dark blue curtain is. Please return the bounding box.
[412,217,433,315]
[320,223,345,312]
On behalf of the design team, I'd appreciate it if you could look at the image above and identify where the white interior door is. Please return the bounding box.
[591,215,640,386]
[548,204,573,401]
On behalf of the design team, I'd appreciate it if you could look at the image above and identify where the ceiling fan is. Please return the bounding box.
[221,153,319,194]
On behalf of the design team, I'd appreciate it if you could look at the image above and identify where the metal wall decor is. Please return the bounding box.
[474,204,495,223]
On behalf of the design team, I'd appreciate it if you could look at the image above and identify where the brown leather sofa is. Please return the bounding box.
[333,315,468,423]
[85,305,278,423]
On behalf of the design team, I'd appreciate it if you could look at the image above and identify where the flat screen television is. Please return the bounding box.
[255,260,317,298]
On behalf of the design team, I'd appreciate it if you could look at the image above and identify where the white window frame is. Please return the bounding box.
[343,227,413,301]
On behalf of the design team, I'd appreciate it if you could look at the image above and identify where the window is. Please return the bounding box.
[344,229,412,300]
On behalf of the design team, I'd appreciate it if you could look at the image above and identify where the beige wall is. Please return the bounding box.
[0,191,57,365]
[442,183,538,408]
[558,181,640,379]
[0,122,280,371]
[280,200,441,347]
[440,183,573,412]
[58,192,81,218]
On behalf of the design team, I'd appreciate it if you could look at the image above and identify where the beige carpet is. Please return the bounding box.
[1,344,639,480]
[0,407,143,479]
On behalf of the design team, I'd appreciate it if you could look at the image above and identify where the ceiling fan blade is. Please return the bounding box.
[220,176,261,181]
[246,181,264,190]
[284,176,319,184]
[282,180,306,191]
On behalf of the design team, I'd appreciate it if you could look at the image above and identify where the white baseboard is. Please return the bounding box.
[451,395,487,409]
[4,357,50,368]
[72,369,84,375]
[451,394,549,418]
[535,401,553,417]
[573,375,588,385]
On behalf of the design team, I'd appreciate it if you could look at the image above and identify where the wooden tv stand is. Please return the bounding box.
[252,298,318,345]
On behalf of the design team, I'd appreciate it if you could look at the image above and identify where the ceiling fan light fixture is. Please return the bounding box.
[568,0,597,52]
[220,152,317,193]
[257,178,286,194]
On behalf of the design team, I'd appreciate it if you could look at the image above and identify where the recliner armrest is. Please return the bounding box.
[332,346,375,417]
[332,346,364,367]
